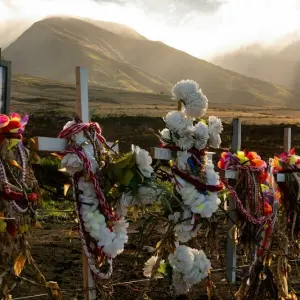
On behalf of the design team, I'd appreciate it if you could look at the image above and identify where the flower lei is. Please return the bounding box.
[271,149,300,251]
[0,113,61,299]
[143,80,223,296]
[59,119,125,280]
[59,119,161,287]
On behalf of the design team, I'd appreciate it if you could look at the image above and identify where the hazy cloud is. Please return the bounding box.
[0,0,300,58]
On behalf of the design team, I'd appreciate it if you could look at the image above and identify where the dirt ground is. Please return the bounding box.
[11,220,243,300]
[8,119,300,300]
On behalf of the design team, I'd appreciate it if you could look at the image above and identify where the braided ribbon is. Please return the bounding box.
[65,147,117,220]
[58,122,106,145]
[225,183,267,225]
[59,121,119,281]
[72,180,113,280]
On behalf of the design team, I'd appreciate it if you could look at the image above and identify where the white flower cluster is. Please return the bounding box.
[208,116,223,149]
[175,161,221,219]
[172,80,208,118]
[169,210,198,243]
[168,245,211,295]
[117,185,162,217]
[178,182,220,219]
[159,80,222,151]
[61,120,128,259]
[133,145,153,178]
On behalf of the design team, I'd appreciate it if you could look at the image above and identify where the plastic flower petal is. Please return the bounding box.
[0,115,9,129]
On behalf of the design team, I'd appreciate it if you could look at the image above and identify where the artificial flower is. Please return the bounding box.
[160,128,171,142]
[194,121,209,150]
[172,271,191,295]
[168,245,195,273]
[206,160,220,186]
[208,116,223,148]
[164,111,192,134]
[176,151,192,171]
[63,119,76,130]
[143,256,165,278]
[176,137,194,150]
[78,178,97,197]
[171,80,208,118]
[61,153,83,175]
[134,146,153,178]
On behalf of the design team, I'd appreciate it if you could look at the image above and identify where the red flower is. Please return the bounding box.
[27,193,38,202]
[264,201,272,216]
[6,221,17,238]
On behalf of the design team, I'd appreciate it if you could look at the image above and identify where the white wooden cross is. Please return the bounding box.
[34,66,118,300]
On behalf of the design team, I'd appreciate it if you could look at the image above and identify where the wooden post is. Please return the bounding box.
[0,50,12,114]
[74,67,97,300]
[225,118,241,283]
[284,128,291,153]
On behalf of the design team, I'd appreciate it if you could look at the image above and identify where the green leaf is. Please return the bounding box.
[113,153,133,169]
[121,169,134,186]
[158,263,167,275]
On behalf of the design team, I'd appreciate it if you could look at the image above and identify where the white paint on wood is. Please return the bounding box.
[76,67,89,123]
[284,128,291,153]
[225,170,237,179]
[276,173,286,182]
[151,147,215,161]
[35,137,119,154]
[226,118,241,284]
[34,137,68,152]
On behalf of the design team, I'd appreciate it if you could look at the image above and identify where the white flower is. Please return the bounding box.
[192,249,211,279]
[169,209,196,243]
[178,185,198,205]
[176,137,194,150]
[143,256,165,278]
[171,80,208,118]
[208,116,223,148]
[168,245,195,273]
[160,128,171,142]
[205,160,220,186]
[165,111,192,134]
[183,267,202,285]
[63,119,76,130]
[178,183,220,218]
[138,186,161,205]
[78,178,97,197]
[82,143,99,173]
[194,122,209,150]
[61,153,83,175]
[113,218,129,234]
[172,271,191,295]
[134,146,153,178]
[176,151,191,171]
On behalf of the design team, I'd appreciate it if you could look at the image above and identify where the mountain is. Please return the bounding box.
[3,17,299,107]
[212,40,300,93]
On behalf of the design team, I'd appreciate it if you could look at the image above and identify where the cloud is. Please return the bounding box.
[0,0,300,58]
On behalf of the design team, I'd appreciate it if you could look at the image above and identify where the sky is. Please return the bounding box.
[1,0,300,58]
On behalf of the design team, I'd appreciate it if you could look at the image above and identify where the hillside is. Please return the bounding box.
[212,41,300,92]
[3,17,171,94]
[3,16,300,107]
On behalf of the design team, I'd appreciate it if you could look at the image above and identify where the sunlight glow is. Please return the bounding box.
[0,0,300,58]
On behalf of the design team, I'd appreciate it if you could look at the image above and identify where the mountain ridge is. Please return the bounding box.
[3,16,299,107]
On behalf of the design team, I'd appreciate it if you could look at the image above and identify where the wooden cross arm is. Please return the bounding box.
[33,136,119,153]
[223,169,286,182]
[150,147,215,161]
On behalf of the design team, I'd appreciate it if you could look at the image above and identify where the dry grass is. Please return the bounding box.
[11,74,300,125]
